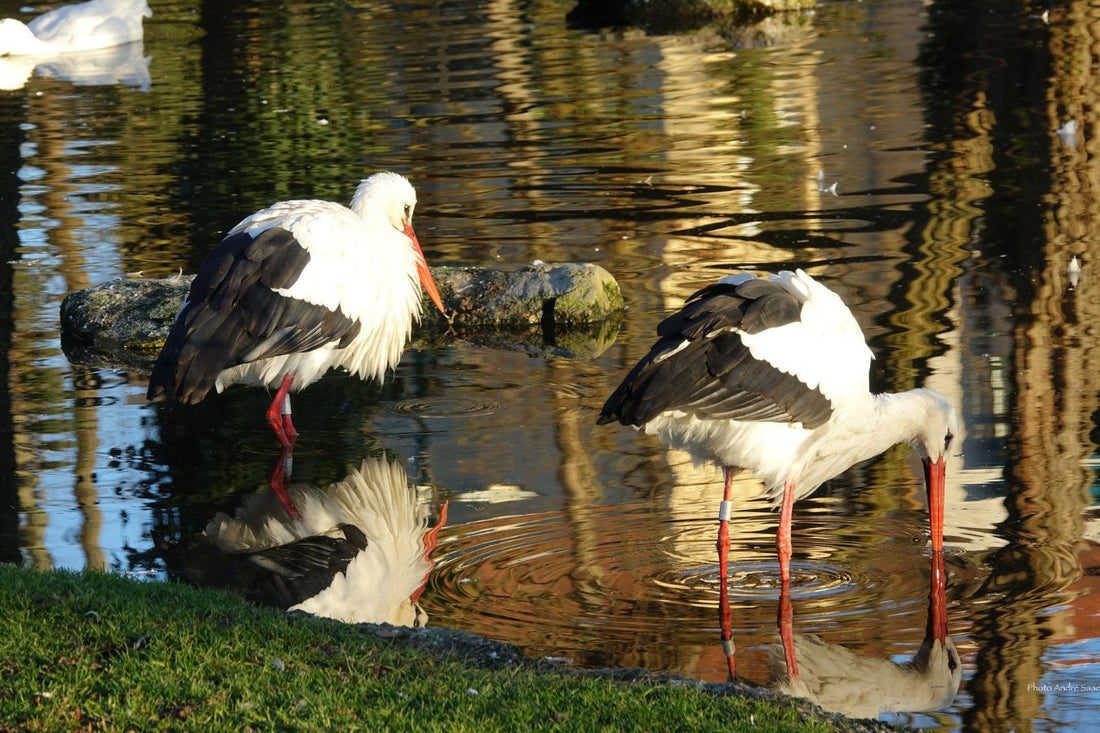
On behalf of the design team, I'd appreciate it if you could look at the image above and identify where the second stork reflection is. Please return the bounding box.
[767,551,961,719]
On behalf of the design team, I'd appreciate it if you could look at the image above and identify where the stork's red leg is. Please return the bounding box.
[777,478,797,583]
[717,466,736,680]
[268,444,300,519]
[778,577,800,682]
[265,372,297,447]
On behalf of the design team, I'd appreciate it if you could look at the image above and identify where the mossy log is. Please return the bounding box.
[60,262,625,369]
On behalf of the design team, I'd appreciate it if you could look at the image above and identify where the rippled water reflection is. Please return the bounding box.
[429,473,945,679]
[2,0,1099,730]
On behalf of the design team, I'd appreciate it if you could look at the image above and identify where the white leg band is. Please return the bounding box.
[718,500,734,522]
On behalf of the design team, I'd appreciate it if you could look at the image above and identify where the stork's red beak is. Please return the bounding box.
[405,224,445,315]
[928,545,949,641]
[410,500,448,605]
[922,456,946,554]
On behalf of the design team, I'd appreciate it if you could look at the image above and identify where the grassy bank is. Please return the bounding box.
[0,566,893,731]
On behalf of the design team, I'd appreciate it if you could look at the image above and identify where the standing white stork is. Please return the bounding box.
[0,0,150,56]
[147,172,446,512]
[598,269,957,649]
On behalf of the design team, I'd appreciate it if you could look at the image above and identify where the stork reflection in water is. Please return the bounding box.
[169,453,447,628]
[769,551,961,719]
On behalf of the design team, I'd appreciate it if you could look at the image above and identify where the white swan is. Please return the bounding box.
[0,0,151,56]
[0,41,151,90]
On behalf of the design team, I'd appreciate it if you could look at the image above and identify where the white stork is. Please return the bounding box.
[147,172,446,515]
[599,269,958,584]
[148,171,445,441]
[0,0,150,56]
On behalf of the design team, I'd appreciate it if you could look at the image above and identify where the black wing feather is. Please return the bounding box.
[599,278,833,429]
[171,524,369,610]
[147,227,361,404]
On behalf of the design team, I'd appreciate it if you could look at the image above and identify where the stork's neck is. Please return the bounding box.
[870,388,929,436]
[774,388,940,501]
[820,389,938,466]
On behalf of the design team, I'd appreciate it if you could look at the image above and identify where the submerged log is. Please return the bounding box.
[60,262,625,369]
[567,0,815,35]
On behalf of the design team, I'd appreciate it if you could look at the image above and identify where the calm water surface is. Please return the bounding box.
[1,0,1098,730]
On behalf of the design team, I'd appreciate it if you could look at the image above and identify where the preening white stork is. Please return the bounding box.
[0,0,150,56]
[148,171,445,443]
[148,172,446,516]
[599,269,958,583]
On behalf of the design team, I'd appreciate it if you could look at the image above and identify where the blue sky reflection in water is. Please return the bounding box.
[0,0,1098,730]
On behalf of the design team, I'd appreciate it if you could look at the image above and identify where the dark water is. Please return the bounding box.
[1,0,1098,730]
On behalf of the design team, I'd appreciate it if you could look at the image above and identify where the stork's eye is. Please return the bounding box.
[403,204,412,220]
[944,432,954,454]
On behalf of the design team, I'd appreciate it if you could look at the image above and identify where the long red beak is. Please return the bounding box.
[928,545,949,641]
[405,223,445,315]
[923,456,946,554]
[410,500,449,605]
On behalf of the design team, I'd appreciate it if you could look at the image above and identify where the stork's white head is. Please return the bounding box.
[349,172,445,315]
[907,388,956,554]
[0,19,43,56]
[349,171,417,229]
[909,388,958,464]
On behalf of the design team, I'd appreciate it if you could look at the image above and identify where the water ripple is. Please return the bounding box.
[385,396,502,418]
[426,502,940,677]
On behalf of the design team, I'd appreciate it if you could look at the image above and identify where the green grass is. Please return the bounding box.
[0,565,886,731]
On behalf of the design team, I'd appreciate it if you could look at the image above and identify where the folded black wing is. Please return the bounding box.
[599,279,833,429]
[147,226,361,404]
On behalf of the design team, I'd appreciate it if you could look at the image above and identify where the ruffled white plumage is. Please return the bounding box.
[209,174,430,395]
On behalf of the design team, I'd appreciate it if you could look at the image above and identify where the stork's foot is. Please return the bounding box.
[717,503,736,680]
[717,470,737,681]
[269,445,300,519]
[718,567,736,681]
[265,372,297,448]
